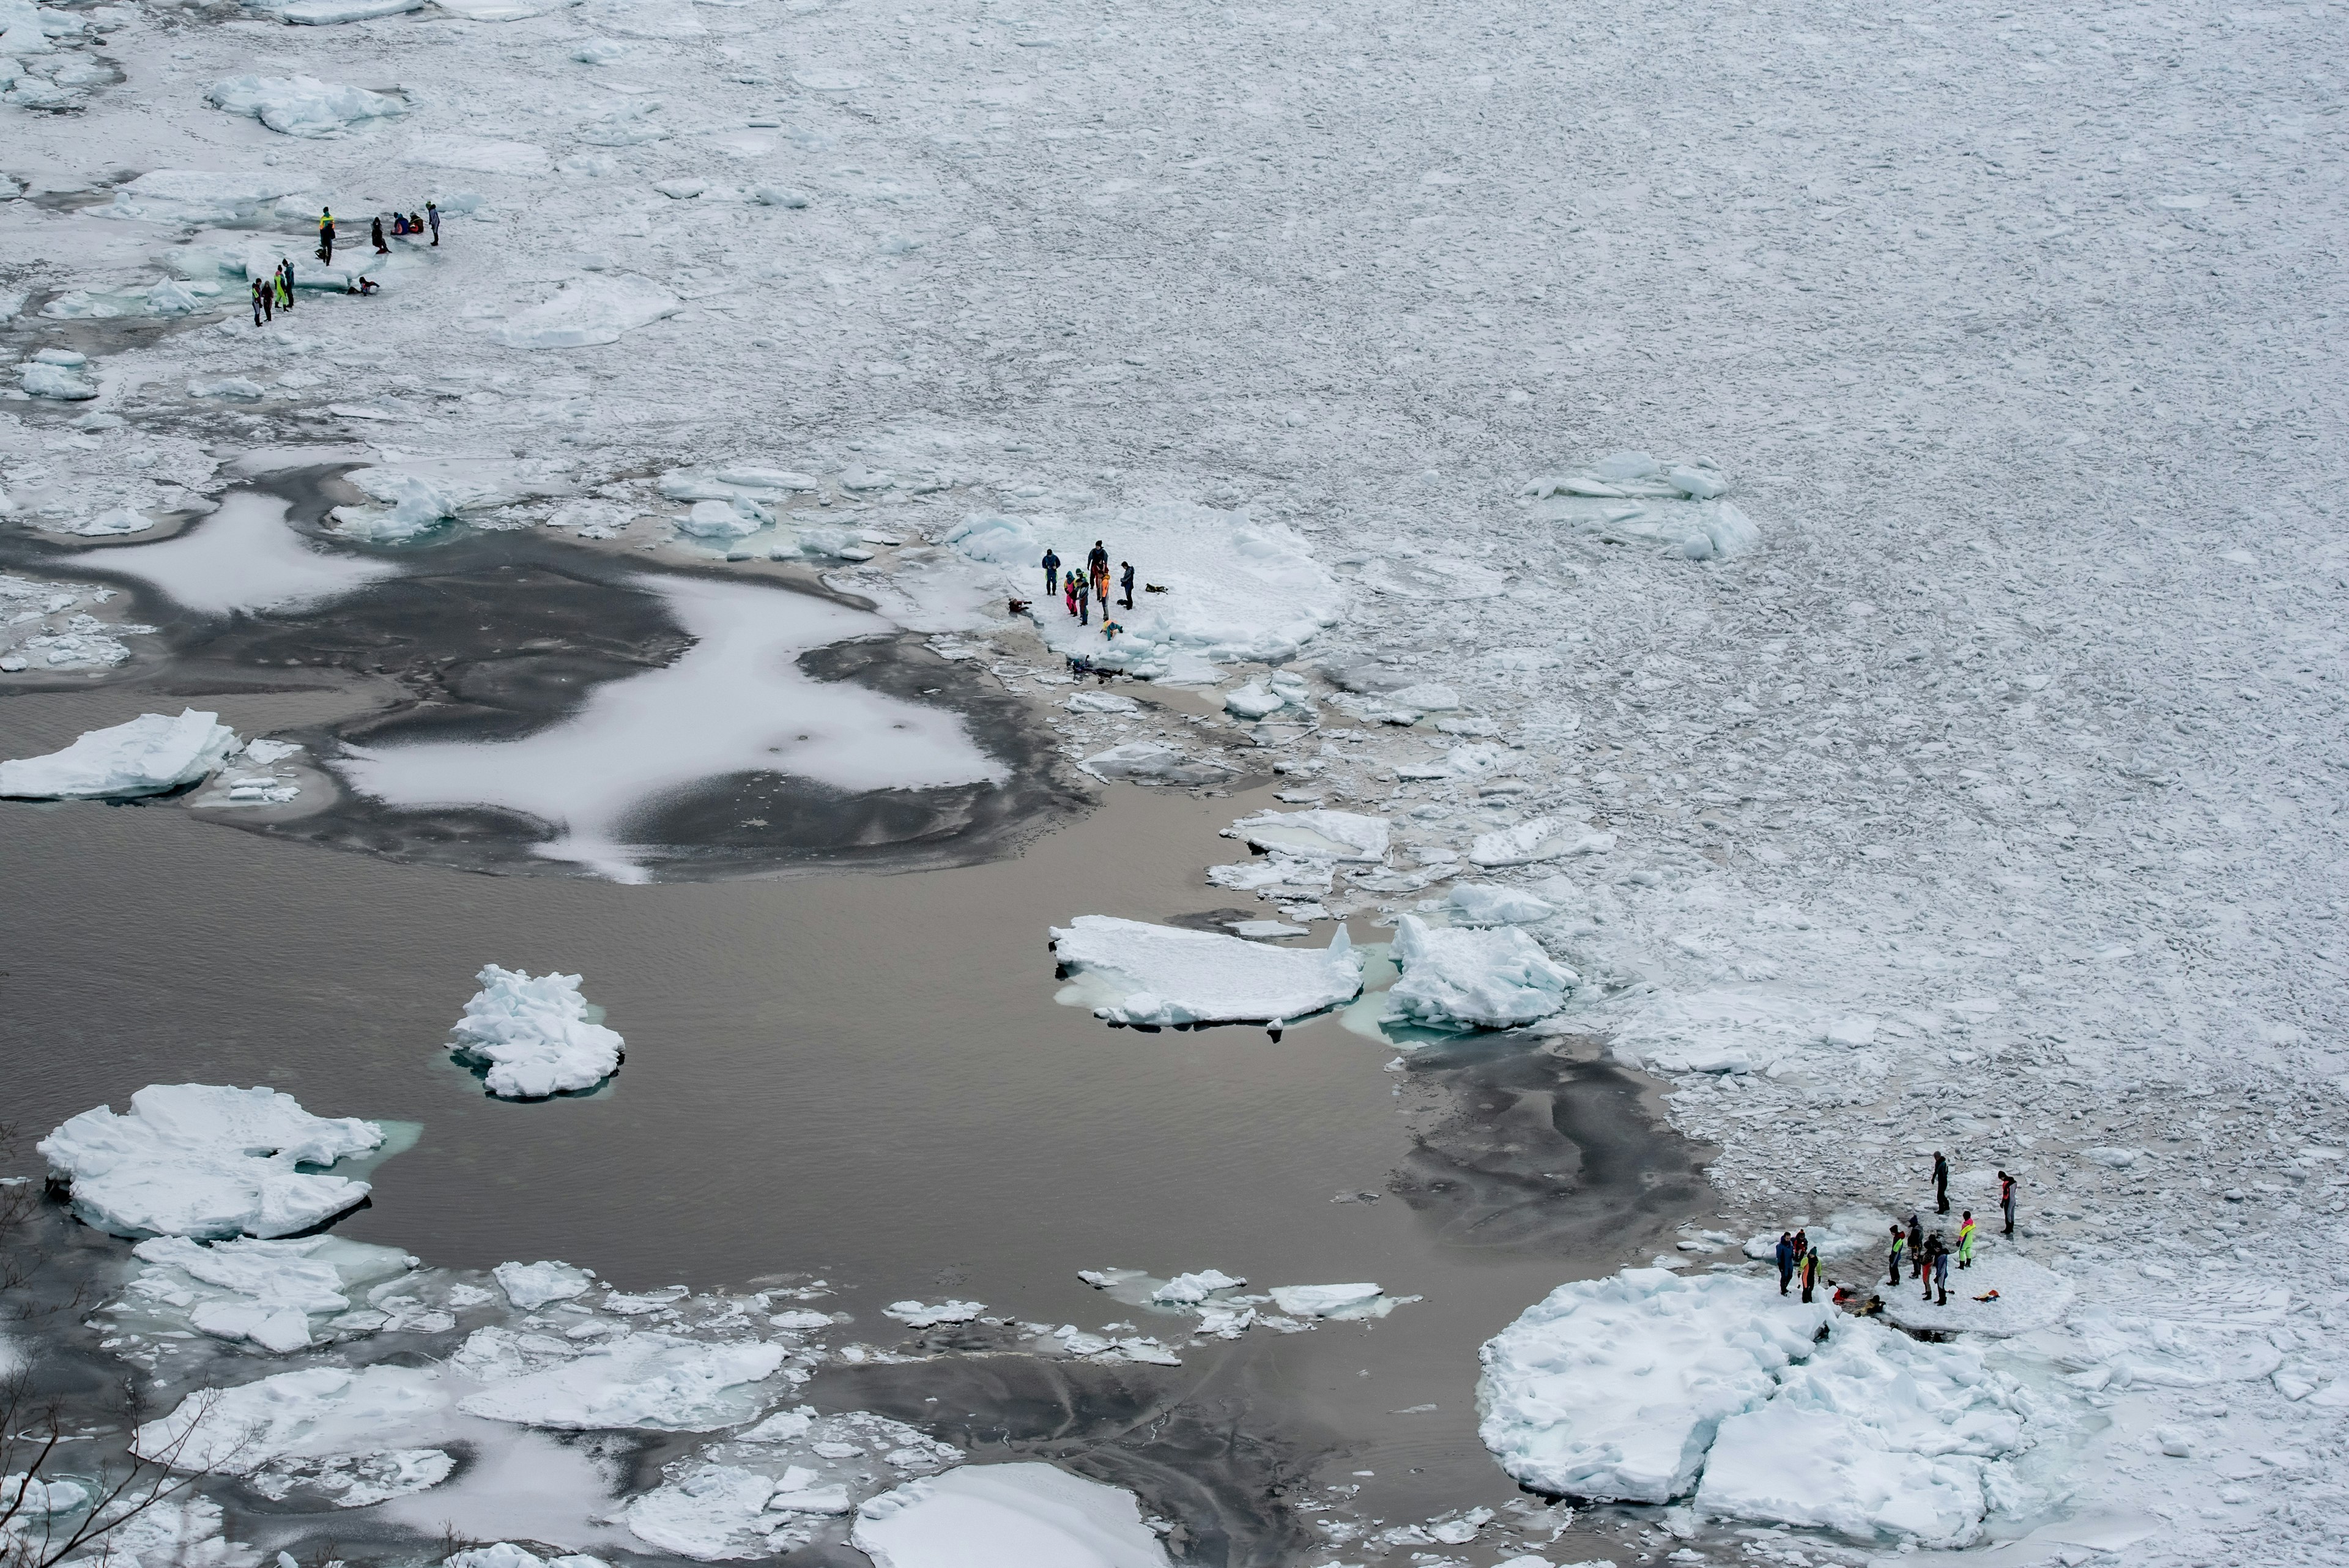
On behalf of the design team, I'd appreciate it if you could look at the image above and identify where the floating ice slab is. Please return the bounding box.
[1152,1269,1244,1304]
[1479,1268,2053,1542]
[337,574,1005,880]
[1268,1282,1396,1319]
[853,1463,1173,1568]
[0,709,237,800]
[1387,914,1576,1030]
[451,966,625,1098]
[93,492,401,616]
[1878,1250,2076,1339]
[492,275,680,348]
[626,1410,962,1559]
[136,1362,448,1474]
[494,1260,595,1309]
[272,0,426,21]
[207,74,402,136]
[881,1299,984,1328]
[40,1085,385,1239]
[1077,739,1233,786]
[1050,915,1361,1026]
[1224,807,1390,862]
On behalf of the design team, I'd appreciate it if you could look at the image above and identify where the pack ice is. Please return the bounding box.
[1523,451,1759,562]
[852,1462,1173,1568]
[0,709,237,799]
[116,1234,421,1353]
[450,965,625,1098]
[205,74,403,137]
[1050,915,1362,1025]
[1387,914,1576,1030]
[1477,1269,2060,1544]
[39,1085,385,1239]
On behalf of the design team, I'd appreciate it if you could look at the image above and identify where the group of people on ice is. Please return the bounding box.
[1039,541,1136,629]
[1773,1156,2021,1313]
[253,203,440,325]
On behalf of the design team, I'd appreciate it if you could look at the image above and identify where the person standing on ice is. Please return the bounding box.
[1885,1224,1906,1287]
[1086,538,1108,586]
[1906,1214,1926,1280]
[276,261,294,313]
[1798,1244,1821,1304]
[1999,1169,2017,1235]
[250,278,267,327]
[1956,1209,1978,1269]
[1075,572,1092,626]
[1921,1233,1946,1303]
[1062,570,1078,618]
[1119,559,1135,609]
[1933,1234,1952,1304]
[372,215,390,255]
[1774,1232,1795,1296]
[1933,1150,1950,1214]
[318,207,336,262]
[428,199,440,246]
[1041,546,1061,595]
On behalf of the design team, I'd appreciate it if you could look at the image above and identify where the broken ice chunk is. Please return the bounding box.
[881,1300,984,1329]
[1151,1269,1245,1305]
[1050,915,1362,1027]
[450,965,625,1099]
[1386,914,1576,1030]
[1,709,238,800]
[494,1260,596,1309]
[1468,817,1616,868]
[1447,883,1558,925]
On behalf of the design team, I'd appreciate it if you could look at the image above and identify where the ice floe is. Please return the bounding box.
[1050,915,1361,1026]
[454,1331,785,1430]
[450,965,625,1098]
[1223,806,1389,861]
[1076,738,1234,786]
[626,1408,962,1559]
[0,709,237,800]
[852,1462,1172,1568]
[206,74,403,136]
[1448,883,1559,925]
[0,574,155,672]
[116,1234,420,1354]
[494,1259,595,1309]
[1478,1268,2063,1544]
[39,1084,385,1239]
[1386,913,1576,1030]
[337,574,1006,880]
[949,503,1341,678]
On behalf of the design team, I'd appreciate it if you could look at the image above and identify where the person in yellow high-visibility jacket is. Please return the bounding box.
[1956,1210,1978,1269]
[1886,1224,1907,1287]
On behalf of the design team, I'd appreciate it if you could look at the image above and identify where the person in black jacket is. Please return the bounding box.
[1933,1150,1950,1214]
[1041,547,1060,595]
[1119,560,1135,609]
[1774,1232,1795,1296]
[372,215,390,255]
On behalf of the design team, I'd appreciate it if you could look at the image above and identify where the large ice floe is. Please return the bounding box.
[852,1462,1173,1568]
[946,503,1341,680]
[0,709,238,800]
[1477,1268,2066,1545]
[1050,915,1361,1026]
[1386,913,1576,1030]
[448,965,625,1098]
[337,574,1005,880]
[1222,807,1390,861]
[39,1085,385,1239]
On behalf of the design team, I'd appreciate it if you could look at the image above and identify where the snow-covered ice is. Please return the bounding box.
[1479,1269,2061,1544]
[0,709,236,800]
[1387,913,1576,1030]
[450,965,625,1098]
[1050,914,1361,1026]
[1447,883,1558,926]
[491,275,680,348]
[38,1085,384,1239]
[852,1463,1172,1568]
[454,1332,785,1430]
[119,1233,418,1353]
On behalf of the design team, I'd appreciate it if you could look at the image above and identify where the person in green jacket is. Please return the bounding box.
[1887,1223,1907,1287]
[1957,1210,1978,1269]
